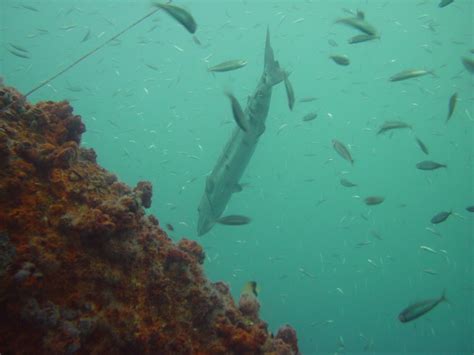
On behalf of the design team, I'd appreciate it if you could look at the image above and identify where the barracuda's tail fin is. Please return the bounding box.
[264,27,285,86]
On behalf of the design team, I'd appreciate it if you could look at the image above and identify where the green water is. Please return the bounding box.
[2,0,473,353]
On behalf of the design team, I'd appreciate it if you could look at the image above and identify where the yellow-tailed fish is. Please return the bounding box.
[242,281,259,297]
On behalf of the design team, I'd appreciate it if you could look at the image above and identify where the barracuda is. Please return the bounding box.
[197,29,285,236]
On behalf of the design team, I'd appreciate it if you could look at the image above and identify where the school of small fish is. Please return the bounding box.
[2,1,472,352]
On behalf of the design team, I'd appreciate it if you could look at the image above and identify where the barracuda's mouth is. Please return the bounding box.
[197,194,216,236]
[197,215,214,237]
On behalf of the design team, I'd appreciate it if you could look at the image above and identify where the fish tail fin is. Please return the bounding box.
[429,69,438,78]
[264,27,285,86]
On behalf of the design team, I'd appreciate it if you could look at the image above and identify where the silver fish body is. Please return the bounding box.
[208,60,248,72]
[302,112,318,122]
[330,55,350,66]
[283,73,295,110]
[399,290,447,323]
[364,196,384,205]
[153,3,197,34]
[377,121,412,135]
[197,29,285,236]
[416,160,447,170]
[224,92,249,132]
[332,139,353,165]
[348,34,379,44]
[415,137,429,155]
[336,17,377,36]
[389,69,433,82]
[431,211,451,224]
[216,215,251,226]
[340,178,357,187]
[446,92,457,122]
[439,0,454,7]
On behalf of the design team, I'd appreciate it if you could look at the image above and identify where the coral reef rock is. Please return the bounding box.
[0,86,299,354]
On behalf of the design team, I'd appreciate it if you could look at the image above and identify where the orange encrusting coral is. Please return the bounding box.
[0,86,299,354]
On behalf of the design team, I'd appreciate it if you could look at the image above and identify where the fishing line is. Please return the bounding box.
[23,7,160,98]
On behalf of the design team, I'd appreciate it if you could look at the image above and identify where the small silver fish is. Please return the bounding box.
[224,91,249,132]
[416,161,447,170]
[9,43,29,53]
[330,54,350,66]
[340,178,357,187]
[377,121,412,135]
[415,137,429,155]
[299,96,318,103]
[420,245,437,254]
[7,48,30,59]
[283,72,295,111]
[348,34,379,44]
[364,196,384,205]
[332,139,353,165]
[389,69,434,82]
[398,290,447,323]
[335,17,377,36]
[431,211,452,224]
[446,92,457,122]
[153,2,197,34]
[439,0,454,7]
[216,215,251,225]
[208,60,248,73]
[461,57,474,73]
[81,28,91,42]
[20,4,39,12]
[302,112,318,122]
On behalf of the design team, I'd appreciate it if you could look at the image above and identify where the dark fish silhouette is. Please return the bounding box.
[153,2,197,34]
[364,196,384,205]
[415,137,429,155]
[431,211,451,224]
[446,92,457,122]
[283,72,295,110]
[439,0,454,8]
[330,54,350,66]
[216,215,251,226]
[416,161,447,170]
[377,121,412,135]
[399,290,447,323]
[340,178,357,187]
[225,92,249,132]
[332,139,354,165]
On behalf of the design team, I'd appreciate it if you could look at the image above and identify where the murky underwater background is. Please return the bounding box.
[1,0,473,353]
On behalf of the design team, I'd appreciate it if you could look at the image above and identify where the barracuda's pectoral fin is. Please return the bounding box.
[264,27,285,86]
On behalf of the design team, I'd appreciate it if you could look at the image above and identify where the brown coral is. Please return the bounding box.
[0,86,298,354]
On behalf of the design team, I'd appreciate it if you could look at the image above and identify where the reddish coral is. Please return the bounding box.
[239,293,261,323]
[133,181,152,209]
[178,238,205,264]
[275,325,300,355]
[0,86,298,354]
